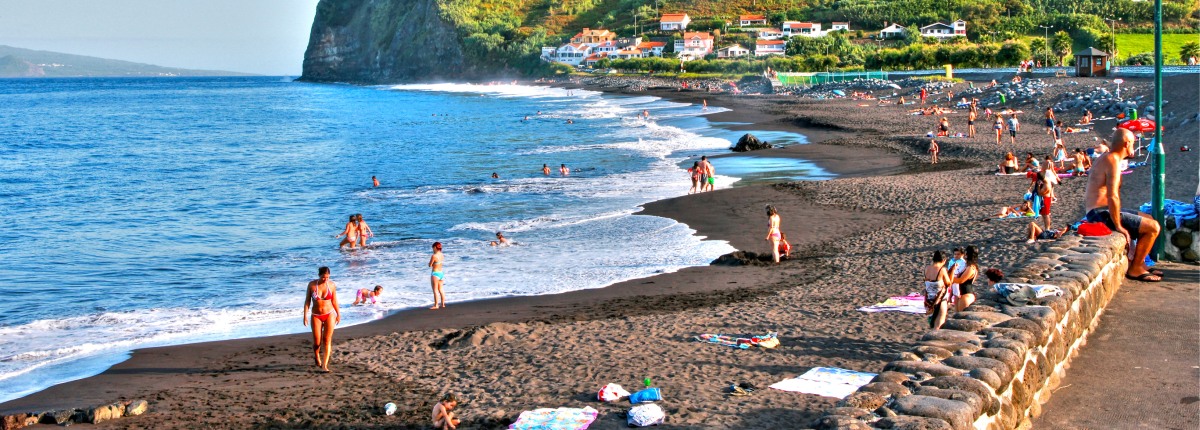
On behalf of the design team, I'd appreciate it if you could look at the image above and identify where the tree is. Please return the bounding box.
[1181,41,1200,63]
[1029,38,1052,66]
[1051,30,1073,66]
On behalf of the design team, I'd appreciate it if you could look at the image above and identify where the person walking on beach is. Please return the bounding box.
[355,214,373,248]
[1043,107,1056,135]
[1006,113,1020,145]
[1082,129,1163,282]
[704,157,716,192]
[993,115,1004,145]
[335,215,358,249]
[919,87,927,105]
[697,156,711,193]
[687,161,701,194]
[923,251,952,330]
[429,242,447,308]
[951,246,979,312]
[967,109,977,138]
[765,205,783,264]
[928,139,940,164]
[303,266,340,372]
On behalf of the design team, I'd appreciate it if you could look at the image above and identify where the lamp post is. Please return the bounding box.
[1151,0,1166,259]
[1104,18,1120,59]
[1038,25,1052,66]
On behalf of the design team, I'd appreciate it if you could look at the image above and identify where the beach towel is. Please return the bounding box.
[509,407,599,430]
[1064,128,1090,134]
[993,283,1064,306]
[627,404,665,427]
[629,388,663,404]
[857,293,926,314]
[1139,199,1198,221]
[694,332,778,349]
[597,383,630,402]
[769,367,877,399]
[995,172,1028,176]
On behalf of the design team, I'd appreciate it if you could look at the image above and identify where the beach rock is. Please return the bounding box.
[968,368,1004,392]
[921,375,997,415]
[860,382,911,397]
[86,403,124,424]
[914,387,986,418]
[874,415,953,430]
[710,251,772,266]
[952,311,1013,326]
[991,318,1047,343]
[816,414,869,429]
[980,327,1037,348]
[884,361,965,378]
[912,345,954,361]
[42,410,76,425]
[942,356,1013,387]
[1,414,29,430]
[731,133,772,152]
[973,348,1023,374]
[1000,306,1058,327]
[982,338,1028,357]
[891,395,976,430]
[876,405,898,418]
[872,371,912,385]
[920,330,981,345]
[124,400,149,417]
[940,318,987,333]
[916,340,981,355]
[829,407,874,420]
[1172,231,1193,248]
[840,391,887,410]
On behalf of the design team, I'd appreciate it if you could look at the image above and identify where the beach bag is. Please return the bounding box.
[629,388,663,404]
[1077,222,1112,237]
[597,383,630,402]
[627,404,665,427]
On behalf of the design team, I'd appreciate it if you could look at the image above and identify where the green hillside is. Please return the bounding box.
[1112,33,1200,64]
[0,45,254,78]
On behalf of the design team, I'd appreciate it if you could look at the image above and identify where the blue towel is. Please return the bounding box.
[1139,199,1198,221]
[629,388,662,404]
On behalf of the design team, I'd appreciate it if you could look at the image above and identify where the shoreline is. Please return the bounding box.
[0,79,903,415]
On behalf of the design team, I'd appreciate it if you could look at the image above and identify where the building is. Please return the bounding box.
[551,43,592,66]
[716,45,751,58]
[738,14,767,27]
[755,40,786,56]
[673,31,714,60]
[1074,47,1109,77]
[582,53,607,67]
[660,13,691,32]
[920,20,966,39]
[782,22,822,37]
[571,28,616,46]
[613,48,645,59]
[757,29,785,40]
[636,41,667,57]
[829,22,850,32]
[879,23,906,39]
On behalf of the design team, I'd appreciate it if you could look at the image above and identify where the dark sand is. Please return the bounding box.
[3,74,1196,429]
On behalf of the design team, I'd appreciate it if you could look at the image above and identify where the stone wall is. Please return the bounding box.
[1162,216,1199,263]
[816,232,1129,430]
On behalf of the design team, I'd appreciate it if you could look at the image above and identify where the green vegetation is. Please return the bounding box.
[1111,33,1200,64]
[0,45,252,77]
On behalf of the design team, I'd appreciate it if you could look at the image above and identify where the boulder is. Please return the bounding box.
[914,386,986,418]
[839,391,887,410]
[940,318,987,333]
[952,311,1013,326]
[891,395,977,430]
[992,318,1047,344]
[731,133,772,152]
[920,330,981,345]
[87,403,124,424]
[874,415,953,430]
[1,414,28,430]
[872,371,913,385]
[916,340,982,354]
[860,381,911,397]
[980,327,1037,348]
[912,345,954,361]
[942,356,1013,386]
[711,251,773,266]
[125,399,149,417]
[968,367,1004,392]
[42,410,76,425]
[816,414,869,430]
[1172,231,1193,248]
[973,348,1023,374]
[828,407,874,420]
[922,375,999,416]
[884,361,966,378]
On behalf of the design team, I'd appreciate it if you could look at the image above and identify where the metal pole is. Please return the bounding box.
[1151,0,1166,260]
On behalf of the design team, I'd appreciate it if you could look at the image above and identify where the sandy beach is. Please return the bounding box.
[3,73,1197,429]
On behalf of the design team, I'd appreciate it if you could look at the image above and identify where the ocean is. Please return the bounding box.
[0,76,825,402]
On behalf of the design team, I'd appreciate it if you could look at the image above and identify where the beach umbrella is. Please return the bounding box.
[1118,118,1158,133]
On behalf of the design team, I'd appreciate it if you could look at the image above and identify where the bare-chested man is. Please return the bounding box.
[1081,128,1162,282]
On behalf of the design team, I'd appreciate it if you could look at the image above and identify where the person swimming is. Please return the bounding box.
[352,285,383,305]
[489,232,510,246]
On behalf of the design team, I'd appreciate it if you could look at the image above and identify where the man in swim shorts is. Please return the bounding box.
[698,156,710,192]
[1082,128,1162,282]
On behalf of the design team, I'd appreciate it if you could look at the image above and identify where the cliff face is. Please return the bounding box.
[301,0,473,83]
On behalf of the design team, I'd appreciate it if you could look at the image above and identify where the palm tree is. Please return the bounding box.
[1051,31,1072,66]
[1181,41,1200,63]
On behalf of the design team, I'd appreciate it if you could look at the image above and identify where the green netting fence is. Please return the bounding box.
[776,71,890,86]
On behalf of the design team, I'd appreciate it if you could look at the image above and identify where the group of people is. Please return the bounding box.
[336,214,373,249]
[687,155,717,194]
[923,246,996,329]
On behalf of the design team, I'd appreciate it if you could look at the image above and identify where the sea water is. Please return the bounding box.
[0,77,816,403]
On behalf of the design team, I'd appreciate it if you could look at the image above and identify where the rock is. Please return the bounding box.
[840,391,887,410]
[914,386,986,418]
[983,338,1028,357]
[1184,248,1199,262]
[973,348,1023,374]
[917,340,982,355]
[884,361,966,378]
[1172,231,1193,248]
[922,375,999,416]
[829,407,874,420]
[1000,305,1058,326]
[920,330,981,345]
[873,371,913,385]
[42,410,76,425]
[952,311,1014,326]
[711,251,772,266]
[124,399,149,417]
[731,133,772,152]
[86,403,124,424]
[876,406,898,418]
[1,414,29,430]
[940,318,987,332]
[891,395,977,430]
[860,381,912,397]
[991,318,1048,344]
[913,345,954,361]
[980,327,1037,348]
[969,367,1004,392]
[874,415,953,430]
[816,414,868,429]
[942,356,1013,386]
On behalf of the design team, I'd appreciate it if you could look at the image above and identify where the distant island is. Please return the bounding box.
[0,45,256,78]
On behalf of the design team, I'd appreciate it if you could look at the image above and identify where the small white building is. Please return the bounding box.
[755,40,786,56]
[738,14,768,27]
[757,29,785,40]
[716,45,751,58]
[782,22,822,37]
[613,48,645,59]
[829,22,850,32]
[878,23,906,39]
[637,41,667,57]
[660,13,691,32]
[920,20,966,39]
[552,43,592,66]
[674,31,714,60]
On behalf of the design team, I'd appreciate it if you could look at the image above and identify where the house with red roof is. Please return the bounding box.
[673,31,713,60]
[738,14,767,27]
[755,39,786,56]
[660,13,691,31]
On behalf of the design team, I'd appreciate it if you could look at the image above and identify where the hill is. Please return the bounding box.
[300,0,1199,83]
[0,45,254,78]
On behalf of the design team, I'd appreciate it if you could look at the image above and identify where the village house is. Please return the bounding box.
[738,14,767,27]
[613,48,645,59]
[673,31,714,60]
[878,23,906,39]
[782,21,822,37]
[592,36,643,55]
[571,28,616,46]
[754,39,786,56]
[636,41,667,57]
[549,43,592,66]
[660,13,691,32]
[582,53,606,67]
[920,20,966,39]
[716,45,750,58]
[757,29,784,40]
[829,22,851,32]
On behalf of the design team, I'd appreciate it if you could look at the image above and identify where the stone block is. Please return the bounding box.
[839,391,886,410]
[913,345,954,361]
[859,381,911,397]
[991,318,1048,344]
[973,348,1023,374]
[941,318,988,332]
[125,399,149,417]
[872,371,912,385]
[921,330,982,345]
[915,386,987,418]
[1000,306,1058,326]
[916,340,982,355]
[969,367,1003,392]
[980,327,1037,348]
[884,361,967,378]
[952,311,1014,326]
[942,356,1013,388]
[891,395,977,430]
[982,338,1028,358]
[921,375,998,417]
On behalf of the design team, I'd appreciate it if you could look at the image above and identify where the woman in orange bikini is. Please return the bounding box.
[303,266,340,372]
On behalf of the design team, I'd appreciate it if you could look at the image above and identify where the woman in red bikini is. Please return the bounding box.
[303,266,340,372]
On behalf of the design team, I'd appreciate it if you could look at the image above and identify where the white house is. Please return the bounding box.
[879,23,906,39]
[571,28,616,46]
[716,45,751,58]
[673,31,714,60]
[755,39,786,56]
[553,43,592,66]
[637,41,667,57]
[738,14,768,27]
[829,22,850,32]
[920,20,966,39]
[593,40,620,54]
[782,22,822,37]
[660,13,691,31]
[757,29,785,40]
[582,53,606,67]
[613,48,645,59]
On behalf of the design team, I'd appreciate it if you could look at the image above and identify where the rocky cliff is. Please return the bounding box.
[301,0,473,83]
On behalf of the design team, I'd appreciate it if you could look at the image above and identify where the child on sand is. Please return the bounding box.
[778,233,792,260]
[432,393,461,430]
[928,139,939,164]
[352,285,383,305]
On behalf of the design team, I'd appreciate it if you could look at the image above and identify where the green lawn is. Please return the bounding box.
[1113,33,1199,64]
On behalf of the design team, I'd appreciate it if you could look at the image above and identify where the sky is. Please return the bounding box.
[0,0,322,75]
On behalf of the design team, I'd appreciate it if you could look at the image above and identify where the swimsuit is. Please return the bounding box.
[1084,208,1143,233]
[431,271,445,280]
[311,285,334,321]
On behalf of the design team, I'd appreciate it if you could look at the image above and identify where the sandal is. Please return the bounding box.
[1124,272,1162,283]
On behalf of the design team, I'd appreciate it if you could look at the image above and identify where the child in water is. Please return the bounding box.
[352,285,383,305]
[432,393,460,430]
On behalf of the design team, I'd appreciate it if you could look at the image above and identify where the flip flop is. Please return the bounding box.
[1125,272,1162,282]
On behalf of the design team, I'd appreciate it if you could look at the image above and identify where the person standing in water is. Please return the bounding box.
[335,215,358,249]
[355,214,373,248]
[765,205,782,264]
[372,176,380,187]
[429,242,447,309]
[704,157,716,192]
[560,164,570,175]
[303,266,340,372]
[542,164,551,175]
